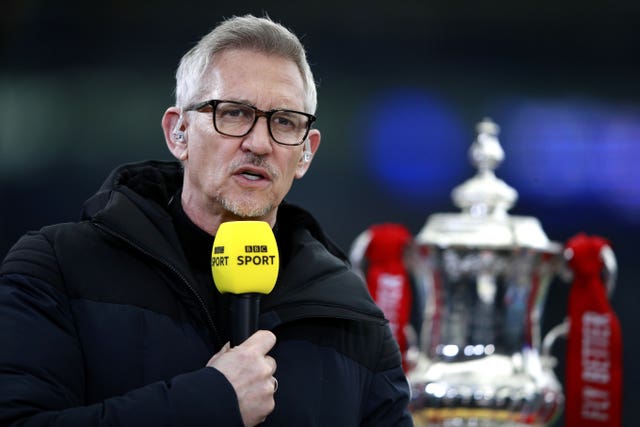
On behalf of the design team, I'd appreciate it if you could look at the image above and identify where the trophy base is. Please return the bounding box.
[407,354,564,427]
[412,407,556,426]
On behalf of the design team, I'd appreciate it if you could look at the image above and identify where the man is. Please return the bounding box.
[0,15,412,426]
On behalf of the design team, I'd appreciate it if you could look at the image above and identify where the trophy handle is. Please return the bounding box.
[348,228,372,282]
[542,318,569,358]
[542,244,617,358]
[599,245,617,297]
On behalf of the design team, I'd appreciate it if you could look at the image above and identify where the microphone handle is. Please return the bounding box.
[230,293,261,347]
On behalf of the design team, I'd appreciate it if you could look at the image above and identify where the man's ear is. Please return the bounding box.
[162,107,188,161]
[295,129,321,179]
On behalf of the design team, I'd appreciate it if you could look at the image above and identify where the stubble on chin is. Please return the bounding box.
[218,195,274,219]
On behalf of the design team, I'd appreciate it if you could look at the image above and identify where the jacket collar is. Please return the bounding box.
[81,161,186,265]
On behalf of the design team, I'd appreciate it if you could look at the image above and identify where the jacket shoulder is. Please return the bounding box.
[2,228,63,286]
[1,222,96,290]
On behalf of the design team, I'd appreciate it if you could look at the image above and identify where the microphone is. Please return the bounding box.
[211,221,279,346]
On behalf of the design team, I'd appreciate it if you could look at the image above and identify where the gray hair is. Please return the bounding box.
[175,14,317,113]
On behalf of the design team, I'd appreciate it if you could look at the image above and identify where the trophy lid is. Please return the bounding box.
[416,118,561,252]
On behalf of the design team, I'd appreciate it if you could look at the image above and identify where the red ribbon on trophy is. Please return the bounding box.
[565,233,622,427]
[363,223,413,371]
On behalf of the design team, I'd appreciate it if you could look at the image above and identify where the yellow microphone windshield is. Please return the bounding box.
[211,221,279,295]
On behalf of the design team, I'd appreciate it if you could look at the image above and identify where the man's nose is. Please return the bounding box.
[241,116,273,155]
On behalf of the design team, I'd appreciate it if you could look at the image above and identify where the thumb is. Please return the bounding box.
[209,342,231,364]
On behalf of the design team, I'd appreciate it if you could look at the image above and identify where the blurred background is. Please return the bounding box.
[2,1,638,425]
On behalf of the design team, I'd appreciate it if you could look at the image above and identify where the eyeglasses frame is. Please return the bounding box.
[184,99,317,146]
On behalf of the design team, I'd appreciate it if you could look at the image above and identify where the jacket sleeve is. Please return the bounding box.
[362,324,414,426]
[0,232,243,427]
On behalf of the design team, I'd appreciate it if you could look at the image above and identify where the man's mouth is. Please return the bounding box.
[240,171,264,181]
[231,154,276,184]
[236,165,270,182]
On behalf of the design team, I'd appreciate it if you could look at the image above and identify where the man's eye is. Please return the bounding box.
[274,116,294,127]
[221,108,246,118]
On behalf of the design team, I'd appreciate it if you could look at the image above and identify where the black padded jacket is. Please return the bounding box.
[0,160,412,426]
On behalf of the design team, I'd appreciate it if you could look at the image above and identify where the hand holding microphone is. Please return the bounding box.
[207,221,280,426]
[207,331,277,426]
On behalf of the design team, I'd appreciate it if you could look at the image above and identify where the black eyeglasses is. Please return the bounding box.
[185,99,316,146]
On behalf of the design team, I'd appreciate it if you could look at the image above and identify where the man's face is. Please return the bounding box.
[176,49,319,226]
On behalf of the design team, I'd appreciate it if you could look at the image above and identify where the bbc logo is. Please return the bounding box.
[245,245,268,253]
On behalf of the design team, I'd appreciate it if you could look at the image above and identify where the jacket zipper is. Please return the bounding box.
[93,222,223,347]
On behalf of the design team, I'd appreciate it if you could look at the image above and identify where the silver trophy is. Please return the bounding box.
[406,118,616,426]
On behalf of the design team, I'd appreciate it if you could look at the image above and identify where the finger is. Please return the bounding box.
[242,330,276,354]
[265,355,277,375]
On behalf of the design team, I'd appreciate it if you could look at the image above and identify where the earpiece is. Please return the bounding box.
[172,115,185,142]
[174,130,185,142]
[302,140,312,163]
